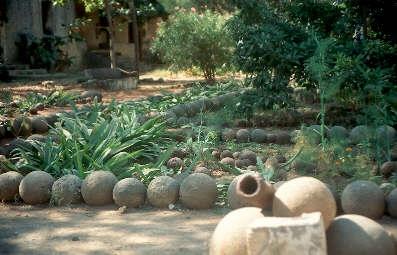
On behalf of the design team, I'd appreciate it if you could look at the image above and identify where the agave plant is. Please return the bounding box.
[13,103,168,178]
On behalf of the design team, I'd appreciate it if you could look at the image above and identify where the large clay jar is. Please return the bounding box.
[209,207,269,255]
[227,173,275,210]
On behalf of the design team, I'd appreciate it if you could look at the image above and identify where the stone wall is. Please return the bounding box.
[3,0,43,63]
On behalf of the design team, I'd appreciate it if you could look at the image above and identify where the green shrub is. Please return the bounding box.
[13,102,167,179]
[151,10,234,81]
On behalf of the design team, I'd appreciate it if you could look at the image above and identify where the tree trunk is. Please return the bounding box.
[104,0,117,69]
[129,0,140,77]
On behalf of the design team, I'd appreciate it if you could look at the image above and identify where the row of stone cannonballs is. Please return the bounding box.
[0,170,218,210]
[220,124,397,145]
[212,175,397,255]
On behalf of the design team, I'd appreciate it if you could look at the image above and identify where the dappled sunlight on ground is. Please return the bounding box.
[0,204,228,255]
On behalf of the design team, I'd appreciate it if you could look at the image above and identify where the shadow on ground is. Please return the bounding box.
[0,204,229,255]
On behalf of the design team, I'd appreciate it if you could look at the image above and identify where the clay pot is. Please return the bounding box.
[228,173,275,210]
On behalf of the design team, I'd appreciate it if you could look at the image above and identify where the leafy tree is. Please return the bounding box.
[228,1,315,110]
[151,10,233,81]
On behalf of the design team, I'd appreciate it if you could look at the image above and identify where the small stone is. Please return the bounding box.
[275,132,291,145]
[220,150,233,159]
[71,236,80,241]
[167,157,184,170]
[236,129,250,143]
[251,129,267,143]
[238,150,257,165]
[118,206,128,214]
[232,152,240,159]
[222,129,236,141]
[381,162,397,177]
[220,157,235,167]
[194,166,211,175]
[212,150,221,160]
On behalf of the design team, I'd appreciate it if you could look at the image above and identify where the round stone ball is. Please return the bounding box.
[266,133,277,143]
[236,129,250,143]
[376,125,396,142]
[31,117,48,134]
[81,171,118,206]
[222,129,236,142]
[275,131,291,145]
[210,207,267,255]
[220,157,235,167]
[381,161,397,176]
[113,178,146,208]
[220,150,233,159]
[44,114,59,126]
[171,104,187,117]
[19,171,54,205]
[194,166,211,175]
[0,171,23,201]
[180,173,217,209]
[212,150,221,160]
[251,129,267,143]
[12,116,32,137]
[386,188,397,218]
[52,174,82,206]
[167,157,184,170]
[239,149,257,165]
[308,125,322,144]
[327,214,395,255]
[328,126,349,140]
[147,176,179,208]
[235,159,251,168]
[232,152,240,159]
[341,180,385,219]
[290,159,316,174]
[272,176,336,229]
[350,125,372,144]
[177,117,189,126]
[164,111,178,124]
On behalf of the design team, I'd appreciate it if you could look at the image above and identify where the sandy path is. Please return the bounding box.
[0,204,228,255]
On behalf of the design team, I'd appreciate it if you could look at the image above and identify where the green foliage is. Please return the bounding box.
[293,129,380,185]
[159,0,234,13]
[126,80,241,117]
[15,34,72,71]
[0,89,12,103]
[306,38,345,149]
[54,0,167,23]
[1,90,77,116]
[13,102,167,179]
[228,1,313,112]
[230,0,397,125]
[151,10,234,81]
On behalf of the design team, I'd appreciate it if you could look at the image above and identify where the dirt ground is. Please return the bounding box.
[0,204,229,255]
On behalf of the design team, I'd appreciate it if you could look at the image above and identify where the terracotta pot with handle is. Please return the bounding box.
[228,173,275,210]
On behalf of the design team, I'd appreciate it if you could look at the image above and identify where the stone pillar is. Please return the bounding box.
[4,0,43,63]
[246,212,327,255]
